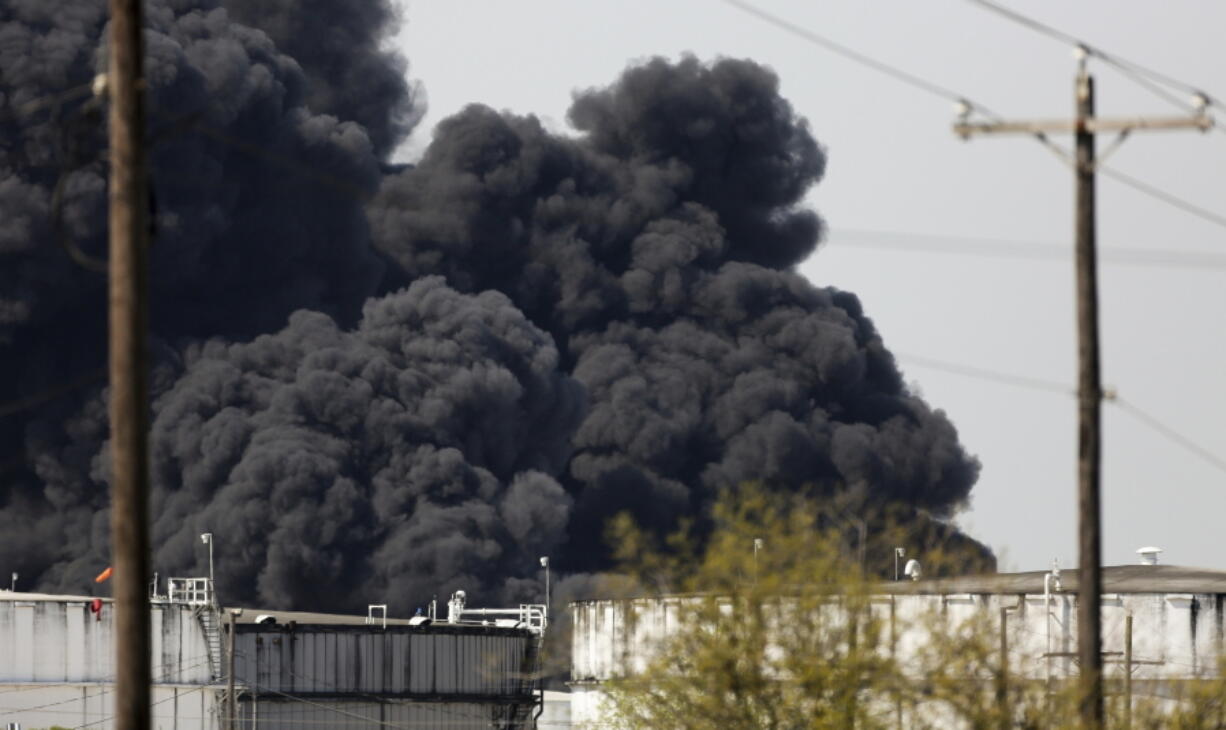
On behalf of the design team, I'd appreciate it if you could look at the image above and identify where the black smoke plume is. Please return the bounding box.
[371,57,981,570]
[221,0,423,158]
[0,1,988,611]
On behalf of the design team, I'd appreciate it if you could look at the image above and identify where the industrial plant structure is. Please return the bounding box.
[569,557,1226,727]
[0,577,546,729]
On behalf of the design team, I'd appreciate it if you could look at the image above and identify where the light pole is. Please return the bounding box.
[753,538,764,585]
[201,533,214,602]
[539,556,550,615]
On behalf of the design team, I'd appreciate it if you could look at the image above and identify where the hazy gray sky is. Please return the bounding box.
[394,1,1225,572]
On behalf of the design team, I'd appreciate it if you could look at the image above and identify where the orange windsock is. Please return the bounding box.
[94,566,113,583]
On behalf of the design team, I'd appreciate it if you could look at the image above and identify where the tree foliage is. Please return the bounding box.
[597,484,1226,729]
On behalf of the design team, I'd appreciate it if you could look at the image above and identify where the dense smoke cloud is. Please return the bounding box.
[221,0,423,158]
[0,1,988,611]
[371,57,980,567]
[1,0,406,600]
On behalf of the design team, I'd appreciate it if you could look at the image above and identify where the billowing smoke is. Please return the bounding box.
[220,0,423,158]
[1,1,987,611]
[2,0,403,600]
[371,58,980,568]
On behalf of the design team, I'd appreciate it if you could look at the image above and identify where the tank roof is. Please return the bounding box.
[884,564,1226,595]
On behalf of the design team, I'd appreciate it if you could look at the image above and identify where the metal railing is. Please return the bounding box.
[448,602,549,634]
[167,577,213,606]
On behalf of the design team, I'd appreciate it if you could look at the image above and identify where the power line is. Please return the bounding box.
[964,0,1222,103]
[722,0,1226,234]
[1111,397,1226,476]
[718,0,1002,119]
[0,368,106,420]
[71,686,207,730]
[965,0,1226,134]
[897,352,1226,477]
[1097,166,1226,230]
[829,228,1226,271]
[896,352,1072,395]
[0,81,97,120]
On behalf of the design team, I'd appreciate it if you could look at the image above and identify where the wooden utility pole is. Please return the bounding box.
[1124,614,1133,730]
[227,610,238,729]
[953,49,1210,730]
[891,598,902,730]
[107,1,150,729]
[998,607,1010,729]
[1073,67,1105,730]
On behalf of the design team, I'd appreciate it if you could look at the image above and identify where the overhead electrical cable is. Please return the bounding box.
[966,0,1226,129]
[0,368,106,420]
[829,228,1226,271]
[897,353,1226,477]
[896,352,1073,395]
[1111,398,1226,476]
[721,0,1226,234]
[718,0,1002,119]
[1097,166,1226,230]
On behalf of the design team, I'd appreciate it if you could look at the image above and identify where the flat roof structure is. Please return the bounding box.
[884,563,1226,595]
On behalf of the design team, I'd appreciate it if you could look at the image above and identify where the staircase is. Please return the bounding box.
[195,604,224,681]
[505,634,545,730]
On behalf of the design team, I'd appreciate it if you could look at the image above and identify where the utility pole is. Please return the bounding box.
[998,607,1009,729]
[227,610,238,730]
[752,538,764,586]
[1123,614,1133,730]
[891,598,901,730]
[1073,64,1105,730]
[107,1,151,729]
[953,48,1211,730]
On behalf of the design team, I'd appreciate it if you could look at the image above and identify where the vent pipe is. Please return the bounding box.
[1136,546,1163,566]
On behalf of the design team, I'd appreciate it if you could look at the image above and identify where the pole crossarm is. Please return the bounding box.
[954,114,1212,138]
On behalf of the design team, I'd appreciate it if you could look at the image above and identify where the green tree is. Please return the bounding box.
[596,484,1226,729]
[599,485,905,729]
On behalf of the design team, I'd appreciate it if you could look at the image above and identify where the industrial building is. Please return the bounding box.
[569,556,1226,727]
[1,577,546,729]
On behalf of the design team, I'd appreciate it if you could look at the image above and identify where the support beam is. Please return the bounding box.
[954,114,1211,138]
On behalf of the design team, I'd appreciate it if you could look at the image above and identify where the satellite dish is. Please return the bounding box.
[255,614,277,626]
[904,559,922,581]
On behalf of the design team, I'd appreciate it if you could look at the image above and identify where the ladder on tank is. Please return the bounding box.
[196,605,224,681]
[505,633,545,730]
[168,576,224,681]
